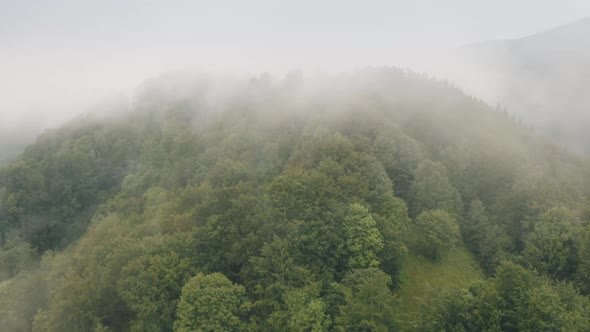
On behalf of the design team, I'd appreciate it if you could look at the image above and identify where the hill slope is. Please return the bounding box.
[1,69,590,331]
[448,18,590,154]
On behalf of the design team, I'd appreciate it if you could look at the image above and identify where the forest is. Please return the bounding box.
[2,68,590,331]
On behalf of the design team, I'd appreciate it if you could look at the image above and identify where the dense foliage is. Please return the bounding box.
[1,69,590,331]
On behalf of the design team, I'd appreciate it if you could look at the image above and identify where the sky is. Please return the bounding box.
[1,0,589,128]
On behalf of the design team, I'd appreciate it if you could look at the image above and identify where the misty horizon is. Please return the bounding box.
[2,1,590,131]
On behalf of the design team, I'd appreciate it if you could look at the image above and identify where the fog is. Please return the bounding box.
[1,0,590,162]
[431,17,590,154]
[4,3,590,330]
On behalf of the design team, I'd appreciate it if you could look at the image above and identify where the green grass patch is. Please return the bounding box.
[395,245,483,331]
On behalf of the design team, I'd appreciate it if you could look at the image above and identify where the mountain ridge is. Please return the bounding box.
[449,18,590,154]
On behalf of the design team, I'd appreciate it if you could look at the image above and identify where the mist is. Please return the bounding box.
[2,1,589,136]
[4,2,590,330]
[432,17,590,154]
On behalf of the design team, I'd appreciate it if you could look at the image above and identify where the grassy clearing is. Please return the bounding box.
[395,245,482,331]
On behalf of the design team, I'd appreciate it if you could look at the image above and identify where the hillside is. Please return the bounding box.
[448,18,590,154]
[1,69,590,331]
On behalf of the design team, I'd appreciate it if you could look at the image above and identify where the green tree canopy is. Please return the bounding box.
[174,272,250,332]
[342,203,383,269]
[522,207,579,279]
[335,268,398,332]
[414,209,460,259]
[410,160,463,218]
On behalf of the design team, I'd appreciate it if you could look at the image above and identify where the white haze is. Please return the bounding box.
[1,0,589,133]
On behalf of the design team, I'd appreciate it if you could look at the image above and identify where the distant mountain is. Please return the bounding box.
[0,124,43,166]
[448,18,590,154]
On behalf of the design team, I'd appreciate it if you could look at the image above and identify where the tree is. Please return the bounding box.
[522,207,579,279]
[342,203,383,269]
[420,262,590,332]
[174,273,250,332]
[0,236,37,281]
[576,224,590,293]
[241,236,320,328]
[414,209,460,259]
[0,271,48,332]
[409,160,462,218]
[517,284,570,331]
[372,193,409,287]
[418,284,502,332]
[266,284,331,332]
[117,252,194,332]
[494,262,590,331]
[462,200,488,254]
[335,268,397,331]
[478,224,513,275]
[373,130,425,199]
[0,161,44,245]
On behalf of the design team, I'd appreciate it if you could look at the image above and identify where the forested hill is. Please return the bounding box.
[451,18,590,154]
[2,68,590,331]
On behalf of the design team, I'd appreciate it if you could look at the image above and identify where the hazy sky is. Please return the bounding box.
[1,0,589,127]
